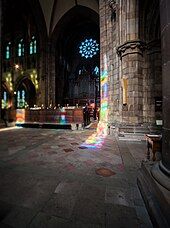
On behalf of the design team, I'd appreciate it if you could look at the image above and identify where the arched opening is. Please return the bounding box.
[15,77,36,108]
[3,0,46,108]
[52,6,100,110]
[139,0,162,125]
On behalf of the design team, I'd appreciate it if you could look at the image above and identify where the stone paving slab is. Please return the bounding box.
[42,194,76,219]
[105,186,134,207]
[29,212,71,228]
[0,223,13,228]
[0,200,14,222]
[105,204,139,228]
[0,127,153,227]
[2,206,37,228]
[72,197,105,225]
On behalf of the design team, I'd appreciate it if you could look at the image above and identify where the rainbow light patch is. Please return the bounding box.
[16,109,25,123]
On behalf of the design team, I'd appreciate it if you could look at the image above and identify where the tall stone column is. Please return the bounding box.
[138,2,170,225]
[151,0,170,189]
[38,40,47,107]
[49,41,56,107]
[99,0,121,130]
[117,0,145,125]
[0,0,2,117]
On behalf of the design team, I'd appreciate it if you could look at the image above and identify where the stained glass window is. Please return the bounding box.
[93,66,99,76]
[2,91,7,108]
[79,39,99,59]
[17,90,26,108]
[6,42,11,59]
[17,91,20,107]
[18,39,24,57]
[30,36,36,54]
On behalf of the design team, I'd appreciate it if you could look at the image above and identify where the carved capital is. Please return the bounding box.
[108,0,116,11]
[117,40,146,59]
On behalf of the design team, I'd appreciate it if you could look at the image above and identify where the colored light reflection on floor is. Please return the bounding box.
[81,133,105,149]
[81,122,108,149]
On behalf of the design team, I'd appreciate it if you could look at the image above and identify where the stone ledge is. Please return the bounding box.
[109,124,162,136]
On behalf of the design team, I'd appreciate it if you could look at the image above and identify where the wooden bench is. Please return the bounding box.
[145,134,162,161]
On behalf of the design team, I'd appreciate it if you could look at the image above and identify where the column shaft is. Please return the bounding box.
[0,0,2,117]
[160,0,170,170]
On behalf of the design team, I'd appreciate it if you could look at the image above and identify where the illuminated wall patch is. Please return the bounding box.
[59,107,66,124]
[100,70,108,123]
[97,54,109,135]
[30,70,38,90]
[5,73,13,91]
[16,109,25,123]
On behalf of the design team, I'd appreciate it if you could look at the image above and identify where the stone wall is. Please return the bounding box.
[99,0,121,125]
[99,0,162,127]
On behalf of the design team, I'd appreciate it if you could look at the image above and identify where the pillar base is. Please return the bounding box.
[108,123,161,135]
[151,161,170,191]
[137,161,170,227]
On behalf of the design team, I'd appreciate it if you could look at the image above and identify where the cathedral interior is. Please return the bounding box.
[0,0,169,227]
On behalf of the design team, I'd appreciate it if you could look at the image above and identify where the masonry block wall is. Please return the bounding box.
[99,0,162,127]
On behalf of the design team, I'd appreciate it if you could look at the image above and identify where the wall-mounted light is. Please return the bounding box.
[14,64,20,70]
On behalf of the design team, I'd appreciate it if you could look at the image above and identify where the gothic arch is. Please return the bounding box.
[49,0,99,35]
[15,76,36,108]
[50,5,99,106]
[139,0,162,124]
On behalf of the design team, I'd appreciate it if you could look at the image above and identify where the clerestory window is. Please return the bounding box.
[5,42,11,59]
[29,36,36,54]
[18,39,24,57]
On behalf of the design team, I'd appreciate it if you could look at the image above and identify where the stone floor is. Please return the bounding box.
[0,126,153,228]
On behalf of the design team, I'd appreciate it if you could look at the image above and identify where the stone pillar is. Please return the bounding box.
[151,0,170,189]
[49,41,56,107]
[37,38,47,107]
[99,0,120,128]
[46,41,51,107]
[0,0,2,117]
[117,0,145,125]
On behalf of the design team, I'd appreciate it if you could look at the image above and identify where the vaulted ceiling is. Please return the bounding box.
[38,0,99,35]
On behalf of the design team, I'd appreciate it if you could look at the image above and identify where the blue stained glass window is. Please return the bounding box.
[4,91,7,102]
[79,38,99,59]
[18,39,24,57]
[6,42,11,59]
[34,40,36,53]
[17,91,20,107]
[30,42,33,54]
[18,43,22,56]
[17,90,25,108]
[94,66,99,76]
[30,36,37,54]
